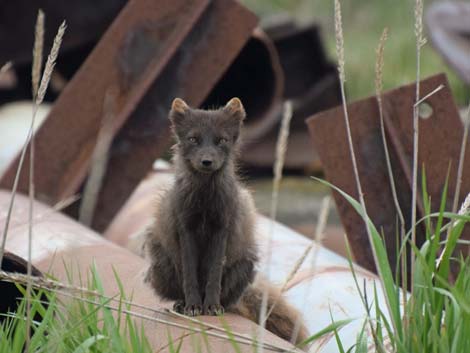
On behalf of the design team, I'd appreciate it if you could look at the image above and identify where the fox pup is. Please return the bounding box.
[144,98,308,344]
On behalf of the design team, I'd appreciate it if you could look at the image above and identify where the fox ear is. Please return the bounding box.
[223,97,246,121]
[169,98,189,125]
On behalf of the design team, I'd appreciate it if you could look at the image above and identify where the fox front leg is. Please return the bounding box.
[201,233,227,315]
[178,226,203,316]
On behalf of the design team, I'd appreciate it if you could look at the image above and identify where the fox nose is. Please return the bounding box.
[201,159,213,167]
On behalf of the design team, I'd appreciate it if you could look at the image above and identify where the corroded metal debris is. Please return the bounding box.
[0,0,258,231]
[307,74,467,274]
[241,19,340,171]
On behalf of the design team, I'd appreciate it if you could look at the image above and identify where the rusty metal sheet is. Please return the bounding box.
[306,74,464,273]
[0,0,258,232]
[1,0,210,201]
[382,74,468,217]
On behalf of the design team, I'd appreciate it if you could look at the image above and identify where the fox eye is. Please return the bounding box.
[188,137,198,144]
[217,138,228,146]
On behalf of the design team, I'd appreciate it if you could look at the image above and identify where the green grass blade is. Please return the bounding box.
[312,177,403,339]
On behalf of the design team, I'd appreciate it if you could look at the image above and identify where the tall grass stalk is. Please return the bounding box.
[450,101,470,219]
[410,0,425,291]
[25,11,46,350]
[260,196,330,339]
[289,195,330,344]
[0,19,66,266]
[334,0,400,337]
[334,0,371,254]
[258,101,293,353]
[374,27,408,298]
[31,10,44,100]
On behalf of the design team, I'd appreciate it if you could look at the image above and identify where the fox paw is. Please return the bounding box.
[184,303,202,317]
[203,303,225,316]
[173,300,185,314]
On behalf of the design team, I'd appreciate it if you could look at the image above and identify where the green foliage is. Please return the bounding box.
[314,174,470,353]
[0,269,152,353]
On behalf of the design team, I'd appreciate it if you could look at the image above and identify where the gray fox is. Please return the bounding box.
[144,97,308,345]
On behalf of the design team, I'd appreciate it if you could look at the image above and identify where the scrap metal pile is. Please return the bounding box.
[0,0,469,351]
[0,0,340,232]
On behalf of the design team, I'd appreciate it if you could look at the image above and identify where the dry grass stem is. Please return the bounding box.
[413,84,444,107]
[334,0,397,334]
[334,0,370,259]
[32,9,44,99]
[441,101,470,260]
[0,61,12,77]
[334,0,345,84]
[0,20,66,268]
[284,196,330,293]
[411,0,425,292]
[263,196,331,328]
[414,0,426,49]
[0,58,17,263]
[259,101,293,352]
[375,27,408,306]
[79,88,117,226]
[0,270,99,296]
[290,195,331,344]
[375,28,388,98]
[26,11,46,348]
[436,192,470,269]
[451,101,470,215]
[458,192,470,216]
[270,100,293,223]
[36,21,66,106]
[167,310,288,353]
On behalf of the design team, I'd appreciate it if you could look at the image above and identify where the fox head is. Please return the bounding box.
[169,97,246,174]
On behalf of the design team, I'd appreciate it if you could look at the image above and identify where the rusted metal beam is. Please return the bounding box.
[92,0,258,231]
[1,0,211,202]
[306,74,467,274]
[0,0,258,232]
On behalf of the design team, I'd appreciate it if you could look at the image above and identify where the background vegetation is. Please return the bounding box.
[241,0,468,105]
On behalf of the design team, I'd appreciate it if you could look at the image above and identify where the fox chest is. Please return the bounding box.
[185,206,226,239]
[179,192,236,238]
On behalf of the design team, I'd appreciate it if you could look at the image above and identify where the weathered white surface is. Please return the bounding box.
[256,217,391,353]
[0,101,51,175]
